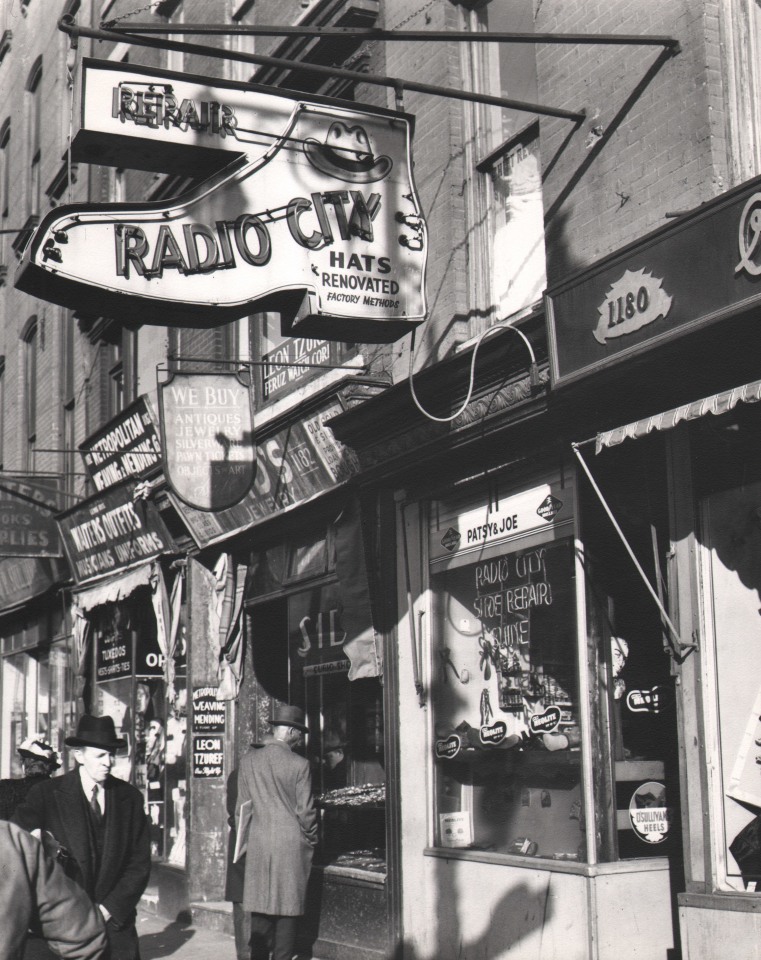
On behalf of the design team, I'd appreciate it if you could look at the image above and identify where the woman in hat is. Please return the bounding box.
[12,715,151,960]
[0,735,60,821]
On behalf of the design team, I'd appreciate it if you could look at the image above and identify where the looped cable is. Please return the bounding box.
[408,321,539,423]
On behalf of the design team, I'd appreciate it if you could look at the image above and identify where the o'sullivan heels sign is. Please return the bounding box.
[15,59,428,344]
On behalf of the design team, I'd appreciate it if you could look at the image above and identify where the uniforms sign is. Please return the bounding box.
[15,59,427,344]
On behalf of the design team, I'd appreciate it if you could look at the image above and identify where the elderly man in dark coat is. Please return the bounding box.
[236,705,317,960]
[0,818,107,960]
[13,715,151,960]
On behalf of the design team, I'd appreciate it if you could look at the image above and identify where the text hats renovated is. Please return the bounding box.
[269,704,308,733]
[65,714,126,751]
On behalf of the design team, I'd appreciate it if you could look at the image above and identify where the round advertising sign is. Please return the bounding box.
[628,781,671,844]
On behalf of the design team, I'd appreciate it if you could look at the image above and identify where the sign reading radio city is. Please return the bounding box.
[159,371,255,512]
[57,479,175,583]
[14,59,427,344]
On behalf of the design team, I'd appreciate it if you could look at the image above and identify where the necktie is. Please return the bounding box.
[90,785,103,825]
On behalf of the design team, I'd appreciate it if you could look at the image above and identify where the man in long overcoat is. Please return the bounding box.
[236,705,317,960]
[13,715,151,960]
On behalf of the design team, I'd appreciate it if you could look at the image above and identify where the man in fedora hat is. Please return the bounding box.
[13,714,151,960]
[236,704,317,960]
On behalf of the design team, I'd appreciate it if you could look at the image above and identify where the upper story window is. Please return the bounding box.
[230,0,256,84]
[464,0,546,324]
[26,58,43,219]
[22,317,38,471]
[164,1,184,75]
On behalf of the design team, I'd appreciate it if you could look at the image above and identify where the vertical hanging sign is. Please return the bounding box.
[159,371,255,512]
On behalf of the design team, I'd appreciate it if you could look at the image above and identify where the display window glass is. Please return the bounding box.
[91,586,188,864]
[693,406,761,891]
[248,518,386,875]
[1,638,74,776]
[579,436,679,862]
[431,536,584,860]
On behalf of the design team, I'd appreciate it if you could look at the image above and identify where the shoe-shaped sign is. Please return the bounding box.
[15,59,427,343]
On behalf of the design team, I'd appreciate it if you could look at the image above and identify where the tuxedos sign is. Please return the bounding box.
[15,59,427,344]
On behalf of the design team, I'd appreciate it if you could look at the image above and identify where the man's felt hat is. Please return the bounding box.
[18,736,60,768]
[65,714,126,751]
[269,704,308,733]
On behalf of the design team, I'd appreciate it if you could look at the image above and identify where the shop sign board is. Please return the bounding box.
[96,630,132,682]
[0,476,64,557]
[192,686,226,734]
[293,607,351,679]
[628,781,671,844]
[0,557,62,611]
[81,396,161,492]
[57,479,174,584]
[192,734,224,778]
[547,173,761,386]
[168,399,359,548]
[159,371,255,512]
[428,479,573,565]
[15,58,428,344]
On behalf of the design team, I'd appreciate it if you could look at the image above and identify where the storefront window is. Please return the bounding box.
[579,437,680,862]
[693,406,761,891]
[1,638,74,777]
[91,586,188,864]
[248,516,386,874]
[431,533,583,861]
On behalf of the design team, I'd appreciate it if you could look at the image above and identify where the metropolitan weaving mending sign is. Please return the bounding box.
[14,58,427,344]
[159,372,255,512]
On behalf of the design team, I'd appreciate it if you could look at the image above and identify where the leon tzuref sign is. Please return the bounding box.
[15,59,428,344]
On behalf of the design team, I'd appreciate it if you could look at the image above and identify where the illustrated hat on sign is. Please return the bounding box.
[269,704,308,733]
[18,736,60,768]
[65,714,126,751]
[303,120,393,184]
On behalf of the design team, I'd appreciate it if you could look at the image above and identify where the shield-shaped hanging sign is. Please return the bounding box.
[159,371,254,511]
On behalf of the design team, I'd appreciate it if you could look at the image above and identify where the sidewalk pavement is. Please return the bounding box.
[136,909,318,960]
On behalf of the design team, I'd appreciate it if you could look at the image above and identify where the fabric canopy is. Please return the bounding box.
[73,562,153,610]
[594,378,761,454]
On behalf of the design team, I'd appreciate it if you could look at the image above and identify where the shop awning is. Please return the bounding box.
[593,377,761,454]
[73,562,154,611]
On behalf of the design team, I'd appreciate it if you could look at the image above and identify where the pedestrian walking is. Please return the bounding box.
[12,715,151,960]
[236,705,318,960]
[0,737,60,820]
[0,818,107,960]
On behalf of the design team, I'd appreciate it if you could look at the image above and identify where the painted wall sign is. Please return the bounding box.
[0,477,63,557]
[192,686,226,733]
[81,396,161,492]
[429,480,573,564]
[159,371,255,512]
[628,781,671,844]
[15,59,427,344]
[547,173,761,386]
[192,734,224,778]
[167,398,359,548]
[57,480,175,583]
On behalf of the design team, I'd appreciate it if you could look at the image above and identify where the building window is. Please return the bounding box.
[0,356,5,470]
[0,119,10,266]
[163,1,184,74]
[62,317,76,493]
[230,0,256,84]
[464,0,546,324]
[109,346,124,417]
[26,59,42,219]
[22,318,38,471]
